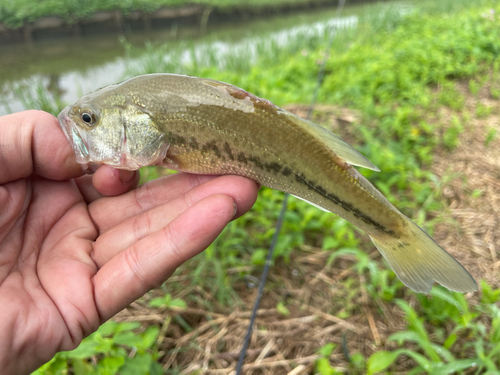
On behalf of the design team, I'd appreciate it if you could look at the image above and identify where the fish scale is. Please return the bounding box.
[58,73,477,294]
[158,103,397,236]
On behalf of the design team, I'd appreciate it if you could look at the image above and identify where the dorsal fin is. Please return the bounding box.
[282,111,380,172]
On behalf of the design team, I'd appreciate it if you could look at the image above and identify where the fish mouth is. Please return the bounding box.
[57,106,97,172]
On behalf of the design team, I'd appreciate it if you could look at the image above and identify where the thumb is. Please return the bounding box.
[0,110,83,184]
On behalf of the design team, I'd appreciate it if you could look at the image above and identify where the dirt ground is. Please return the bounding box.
[113,86,499,374]
[432,82,500,289]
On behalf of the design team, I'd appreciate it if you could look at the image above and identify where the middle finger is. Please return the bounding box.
[91,174,258,267]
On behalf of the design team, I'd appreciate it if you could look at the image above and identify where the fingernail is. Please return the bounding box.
[120,170,135,183]
[233,201,238,218]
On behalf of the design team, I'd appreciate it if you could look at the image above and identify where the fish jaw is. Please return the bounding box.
[57,106,98,173]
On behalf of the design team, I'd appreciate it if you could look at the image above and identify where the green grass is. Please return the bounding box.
[0,0,328,28]
[367,284,500,374]
[32,321,164,375]
[24,0,500,372]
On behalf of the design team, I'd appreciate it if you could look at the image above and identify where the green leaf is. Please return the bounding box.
[318,343,336,357]
[322,235,339,250]
[399,350,432,371]
[115,322,141,333]
[32,356,68,374]
[430,343,455,363]
[315,357,335,375]
[251,248,268,265]
[169,298,187,310]
[150,361,164,375]
[367,350,399,374]
[430,287,468,315]
[388,329,441,363]
[430,359,480,374]
[32,358,56,374]
[140,326,160,350]
[73,358,96,375]
[481,280,500,304]
[97,356,125,375]
[59,339,102,359]
[277,302,290,316]
[120,353,155,375]
[388,330,421,345]
[94,337,116,355]
[48,357,69,375]
[113,332,143,348]
[350,352,366,369]
[149,297,168,308]
[395,300,434,354]
[443,334,457,349]
[95,321,118,336]
[482,356,500,372]
[149,294,186,310]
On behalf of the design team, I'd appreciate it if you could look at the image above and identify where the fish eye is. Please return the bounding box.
[81,109,96,126]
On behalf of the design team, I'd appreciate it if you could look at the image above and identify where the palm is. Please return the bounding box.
[0,176,99,367]
[0,111,258,374]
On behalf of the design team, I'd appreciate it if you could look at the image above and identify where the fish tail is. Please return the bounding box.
[369,217,477,294]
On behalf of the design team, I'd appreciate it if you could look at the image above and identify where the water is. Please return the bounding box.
[0,2,410,116]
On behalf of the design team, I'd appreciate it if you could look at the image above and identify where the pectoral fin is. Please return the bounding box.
[161,150,201,171]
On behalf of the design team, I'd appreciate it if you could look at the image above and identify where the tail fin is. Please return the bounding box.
[370,218,477,294]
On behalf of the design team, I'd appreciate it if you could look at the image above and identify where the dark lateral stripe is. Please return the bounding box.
[223,142,234,160]
[165,132,390,234]
[293,172,394,235]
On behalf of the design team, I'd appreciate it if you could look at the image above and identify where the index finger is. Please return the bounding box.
[0,110,83,184]
[88,172,218,233]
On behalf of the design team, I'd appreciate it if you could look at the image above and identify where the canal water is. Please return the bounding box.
[0,2,408,116]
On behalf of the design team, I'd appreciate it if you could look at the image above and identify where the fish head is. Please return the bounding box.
[58,85,168,172]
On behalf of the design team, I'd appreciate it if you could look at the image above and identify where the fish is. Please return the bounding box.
[57,73,477,294]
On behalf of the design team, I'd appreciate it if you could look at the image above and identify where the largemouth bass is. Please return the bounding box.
[57,73,477,294]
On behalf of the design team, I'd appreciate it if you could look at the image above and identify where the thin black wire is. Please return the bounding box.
[235,1,346,373]
[235,193,289,374]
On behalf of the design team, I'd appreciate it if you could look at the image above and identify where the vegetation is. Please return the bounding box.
[0,0,326,28]
[19,0,500,372]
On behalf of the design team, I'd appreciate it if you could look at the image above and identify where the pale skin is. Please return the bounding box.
[0,110,259,374]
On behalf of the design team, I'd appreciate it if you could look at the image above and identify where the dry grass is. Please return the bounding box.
[432,79,500,289]
[114,247,407,374]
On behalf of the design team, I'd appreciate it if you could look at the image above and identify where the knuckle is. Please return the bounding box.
[182,191,195,208]
[123,246,152,290]
[134,181,158,212]
[162,225,185,265]
[133,210,153,241]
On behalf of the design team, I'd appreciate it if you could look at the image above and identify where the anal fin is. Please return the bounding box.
[291,194,329,212]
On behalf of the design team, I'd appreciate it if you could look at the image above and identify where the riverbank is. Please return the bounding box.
[0,0,378,44]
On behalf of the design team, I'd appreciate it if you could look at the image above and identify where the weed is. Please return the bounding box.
[315,343,341,375]
[32,321,163,375]
[476,102,493,118]
[443,116,464,150]
[469,79,482,96]
[490,87,500,99]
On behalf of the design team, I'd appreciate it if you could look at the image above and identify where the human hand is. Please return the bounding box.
[0,110,259,374]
